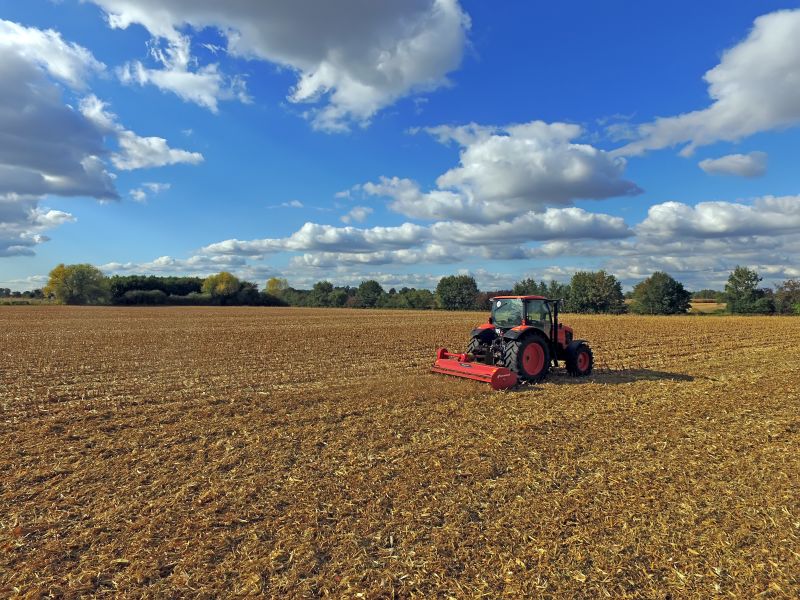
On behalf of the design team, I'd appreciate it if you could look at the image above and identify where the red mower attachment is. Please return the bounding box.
[431,348,518,390]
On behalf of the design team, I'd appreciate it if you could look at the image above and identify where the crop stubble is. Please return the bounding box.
[1,306,798,598]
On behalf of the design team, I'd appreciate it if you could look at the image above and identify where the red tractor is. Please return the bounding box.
[432,296,593,390]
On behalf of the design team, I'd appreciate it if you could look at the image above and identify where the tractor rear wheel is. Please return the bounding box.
[504,336,550,382]
[466,337,489,364]
[566,342,593,376]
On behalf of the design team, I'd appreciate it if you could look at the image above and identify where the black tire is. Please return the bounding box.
[503,336,550,382]
[466,337,489,364]
[566,342,593,377]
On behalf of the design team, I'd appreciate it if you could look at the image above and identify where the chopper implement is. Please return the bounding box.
[430,348,518,390]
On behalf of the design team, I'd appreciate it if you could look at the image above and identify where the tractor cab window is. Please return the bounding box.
[492,298,524,328]
[526,299,552,330]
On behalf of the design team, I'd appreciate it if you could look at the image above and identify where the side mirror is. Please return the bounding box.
[488,316,493,324]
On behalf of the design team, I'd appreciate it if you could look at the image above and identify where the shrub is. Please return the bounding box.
[120,289,168,305]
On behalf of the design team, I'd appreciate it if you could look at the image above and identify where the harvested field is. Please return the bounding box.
[1,306,799,598]
[689,302,727,314]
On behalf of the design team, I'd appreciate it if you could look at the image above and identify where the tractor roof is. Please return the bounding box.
[491,295,547,300]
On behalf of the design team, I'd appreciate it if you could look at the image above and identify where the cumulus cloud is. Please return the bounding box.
[202,222,429,256]
[79,95,203,170]
[340,206,373,224]
[114,130,204,170]
[364,121,641,223]
[129,182,170,203]
[430,208,631,245]
[88,0,470,130]
[698,151,767,177]
[637,196,800,239]
[99,254,282,286]
[0,54,116,201]
[0,29,113,255]
[202,204,632,262]
[290,243,463,268]
[616,9,800,156]
[0,195,76,256]
[0,21,204,255]
[0,19,105,88]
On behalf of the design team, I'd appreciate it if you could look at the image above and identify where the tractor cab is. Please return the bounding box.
[491,296,552,334]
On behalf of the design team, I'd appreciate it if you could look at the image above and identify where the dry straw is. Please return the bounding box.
[1,307,798,597]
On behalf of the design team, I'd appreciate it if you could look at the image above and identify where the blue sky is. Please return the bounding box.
[1,0,799,291]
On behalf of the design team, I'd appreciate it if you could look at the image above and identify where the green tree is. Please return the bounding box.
[567,271,625,314]
[630,271,692,315]
[513,278,547,296]
[44,263,109,305]
[774,279,800,314]
[436,275,479,310]
[406,288,435,309]
[308,281,334,306]
[266,277,289,296]
[356,280,385,308]
[202,272,241,298]
[328,289,349,307]
[725,266,762,314]
[546,280,570,300]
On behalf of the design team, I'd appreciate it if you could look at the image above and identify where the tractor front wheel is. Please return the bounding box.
[504,336,550,382]
[566,342,593,377]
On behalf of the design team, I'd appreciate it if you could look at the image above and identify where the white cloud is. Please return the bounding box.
[340,205,373,224]
[430,208,631,245]
[202,222,430,256]
[0,22,108,255]
[0,195,76,256]
[201,204,631,262]
[0,22,204,255]
[100,254,280,284]
[268,200,303,209]
[88,0,470,130]
[0,54,116,201]
[698,151,767,177]
[129,182,170,203]
[113,129,204,170]
[117,34,249,112]
[80,95,203,170]
[616,9,800,156]
[0,19,105,88]
[290,243,463,268]
[364,121,641,223]
[637,196,800,239]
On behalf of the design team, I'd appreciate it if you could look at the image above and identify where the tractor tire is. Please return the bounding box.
[466,337,489,364]
[566,342,593,377]
[504,336,550,383]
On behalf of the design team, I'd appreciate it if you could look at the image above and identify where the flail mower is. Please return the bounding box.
[432,296,593,390]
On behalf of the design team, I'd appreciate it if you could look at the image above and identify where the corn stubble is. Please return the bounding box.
[1,306,798,598]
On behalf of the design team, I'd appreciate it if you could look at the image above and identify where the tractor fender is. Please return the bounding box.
[502,327,546,342]
[471,327,497,342]
[565,340,590,354]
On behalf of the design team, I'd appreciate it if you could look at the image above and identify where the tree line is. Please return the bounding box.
[267,267,800,315]
[41,264,286,306]
[25,263,800,315]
